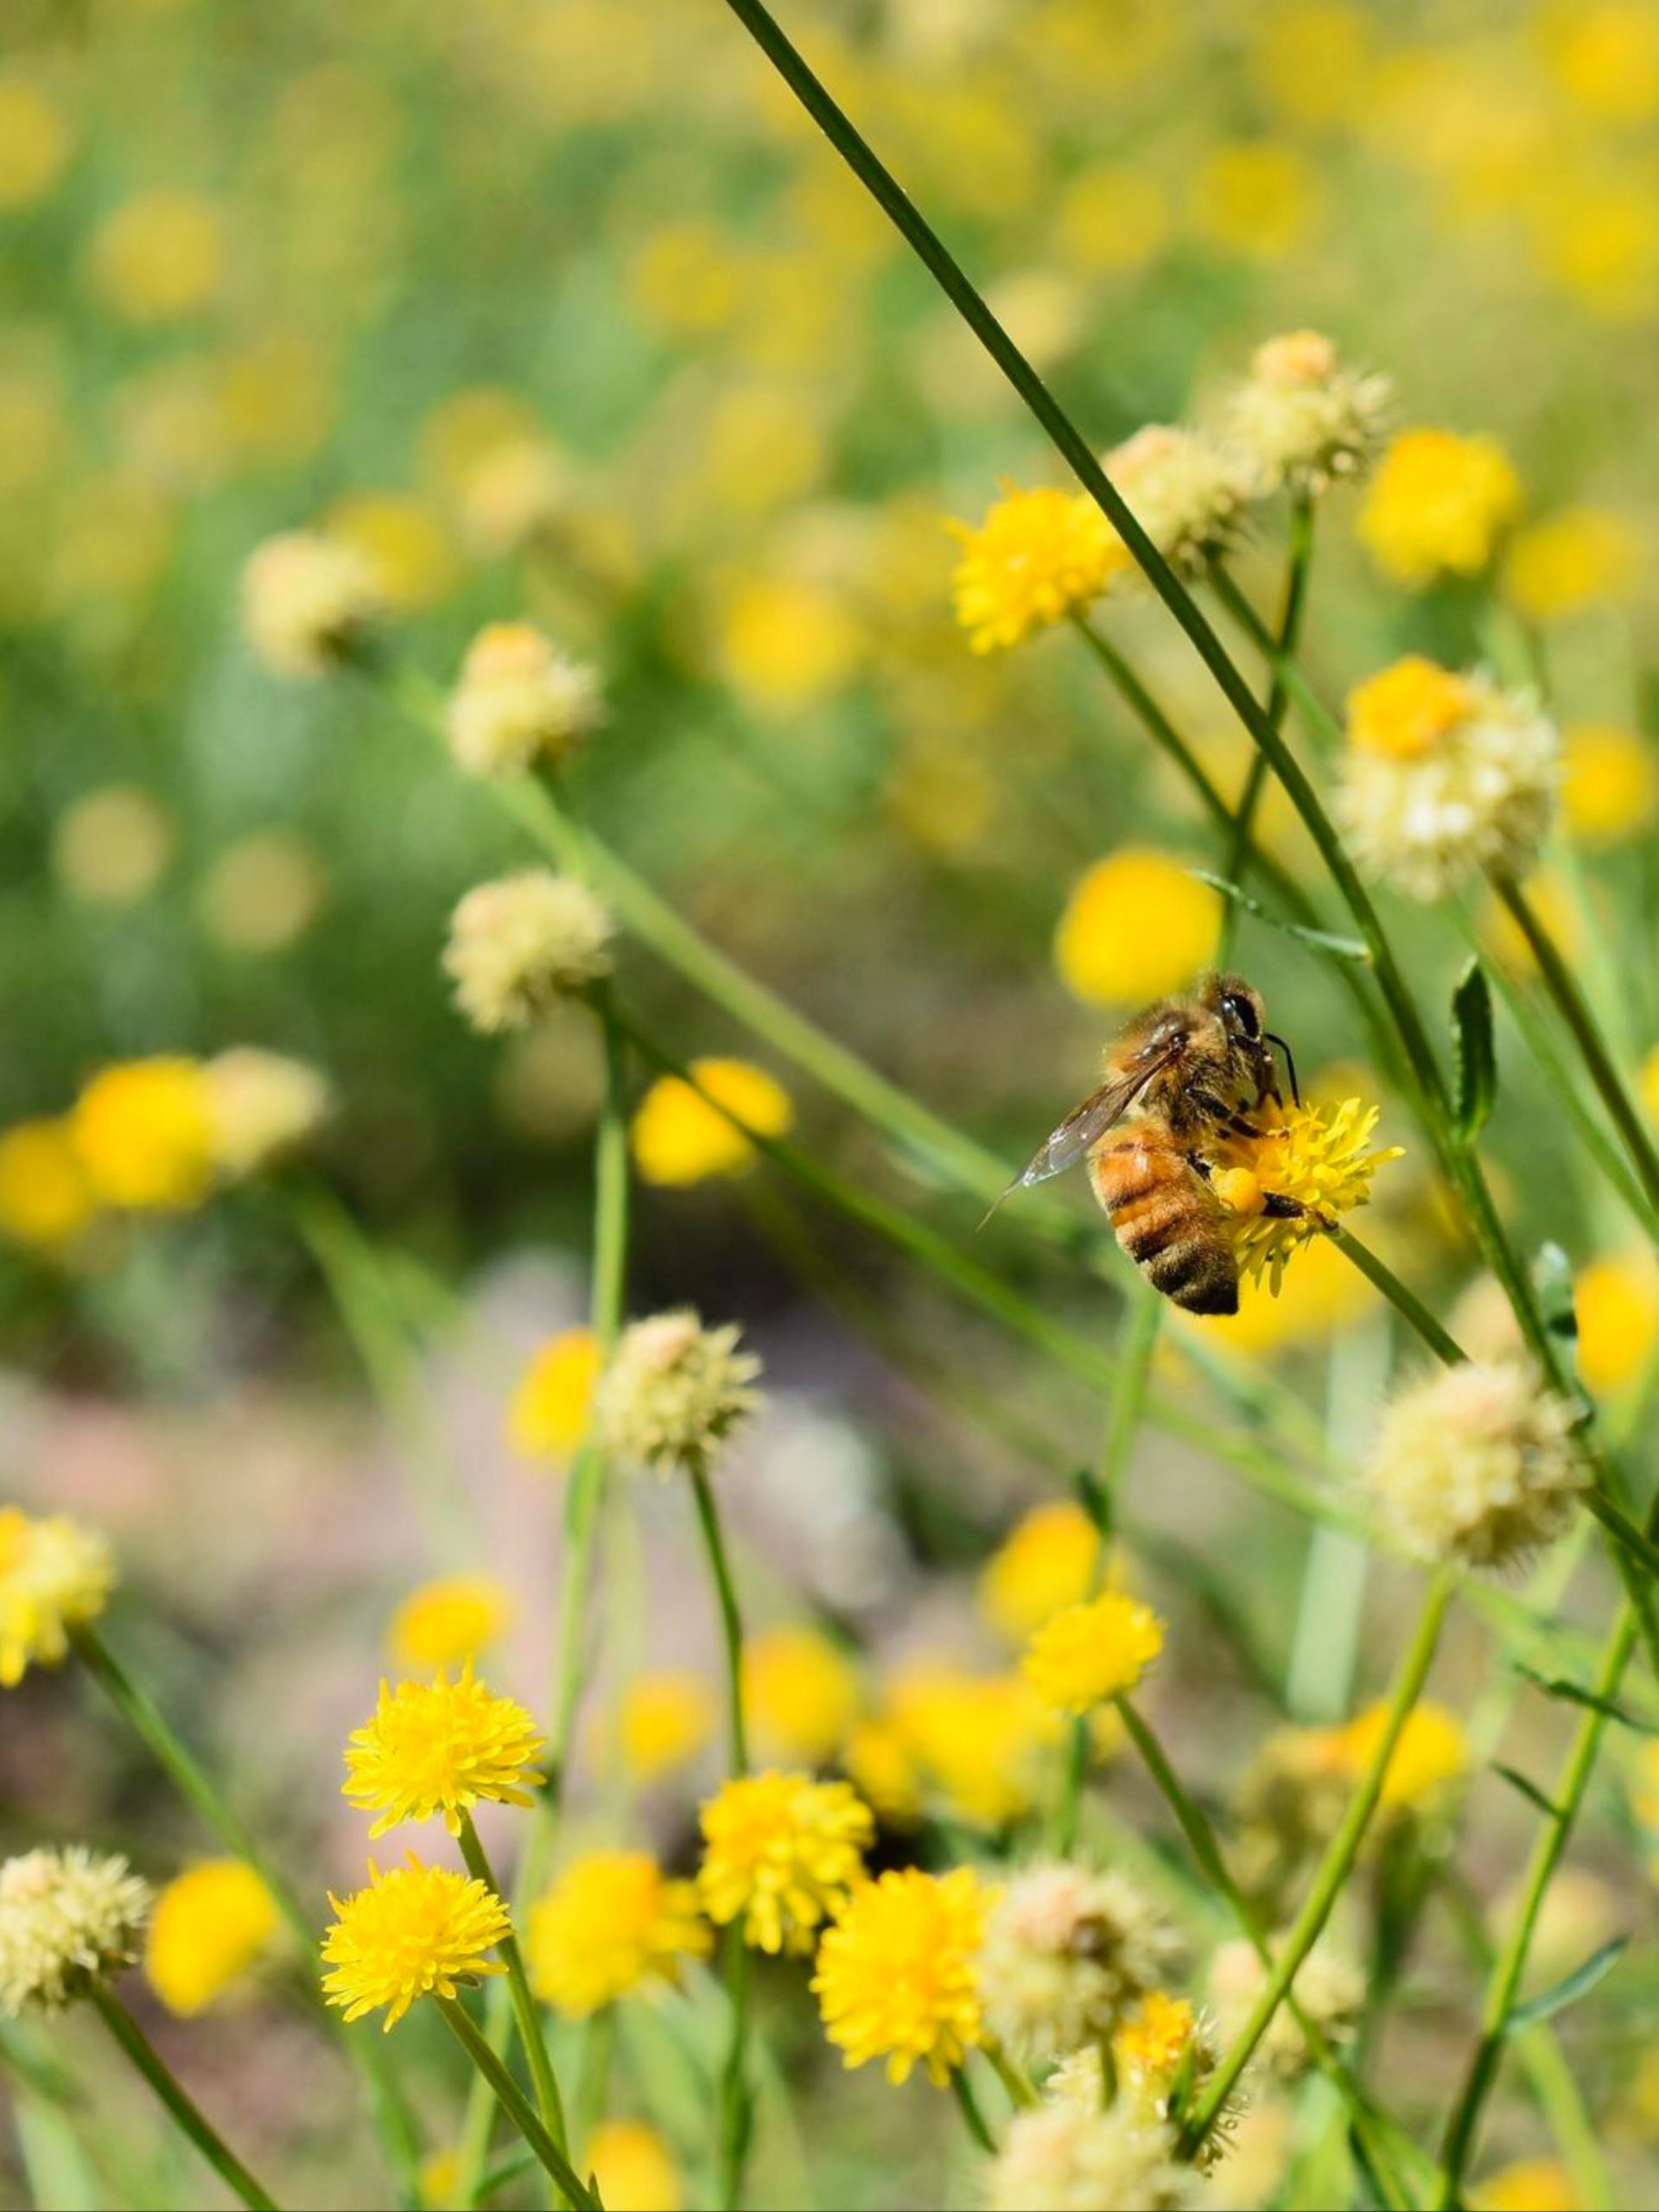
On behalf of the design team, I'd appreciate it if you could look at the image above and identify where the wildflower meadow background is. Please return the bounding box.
[10,1,1659,2208]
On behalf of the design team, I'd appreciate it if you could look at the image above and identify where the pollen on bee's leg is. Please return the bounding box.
[1211,1166,1264,1216]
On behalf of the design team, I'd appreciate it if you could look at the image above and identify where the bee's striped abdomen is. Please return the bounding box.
[1088,1132,1238,1316]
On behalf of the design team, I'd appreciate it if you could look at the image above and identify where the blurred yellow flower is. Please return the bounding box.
[0,365,72,495]
[701,385,826,516]
[885,1665,1056,1827]
[0,1509,115,1688]
[0,1121,96,1252]
[342,1669,545,1838]
[1248,2,1374,127]
[628,219,743,334]
[613,1669,717,1785]
[1347,658,1472,761]
[53,785,174,906]
[586,2121,683,2212]
[1358,429,1522,586]
[631,1059,793,1185]
[886,734,998,856]
[813,1865,992,2086]
[1054,849,1220,1004]
[419,387,543,493]
[418,2150,461,2211]
[144,1860,279,2016]
[1188,141,1319,259]
[697,1770,872,1954]
[508,1326,601,1459]
[1502,509,1642,623]
[0,79,70,209]
[200,832,327,955]
[87,188,226,324]
[1023,1592,1165,1715]
[840,1718,922,1823]
[1562,721,1658,845]
[1576,1252,1659,1396]
[326,493,458,612]
[1189,1230,1376,1355]
[215,332,335,468]
[719,576,863,712]
[743,1625,861,1767]
[1052,163,1169,276]
[322,1860,509,2031]
[73,1058,214,1212]
[526,1849,709,2017]
[1470,2158,1580,2212]
[1530,175,1659,320]
[1334,1699,1467,1809]
[949,485,1126,653]
[1643,1043,1659,1126]
[1539,0,1659,122]
[979,1502,1099,1644]
[385,1575,513,1673]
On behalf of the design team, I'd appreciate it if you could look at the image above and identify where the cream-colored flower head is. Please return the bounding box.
[597,1309,761,1479]
[445,622,604,777]
[241,531,383,678]
[1052,1995,1236,2174]
[1220,330,1391,498]
[1105,423,1249,575]
[443,871,613,1033]
[1210,1933,1363,2082]
[0,1847,152,2015]
[987,2101,1192,2212]
[979,1861,1184,2063]
[203,1049,331,1179]
[1335,658,1558,900]
[1363,1359,1584,1571]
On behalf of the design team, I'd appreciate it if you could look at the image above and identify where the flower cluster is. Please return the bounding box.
[697,1770,872,1954]
[443,869,614,1032]
[597,1309,762,1479]
[445,620,605,776]
[1208,1095,1403,1293]
[0,1847,151,2016]
[341,1666,546,1837]
[979,1861,1183,2063]
[527,1849,709,2017]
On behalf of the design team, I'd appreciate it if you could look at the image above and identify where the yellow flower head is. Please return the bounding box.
[742,1625,861,1767]
[1210,1096,1402,1294]
[321,1859,510,2031]
[509,1327,601,1460]
[885,1666,1057,1827]
[73,1057,214,1211]
[143,1860,280,2017]
[202,1050,330,1179]
[341,1668,545,1838]
[697,1770,872,1955]
[0,78,71,211]
[1470,2159,1580,2212]
[88,189,225,325]
[585,2120,684,2212]
[1562,721,1659,846]
[840,1719,923,1825]
[1575,1251,1659,1395]
[1054,849,1221,1004]
[979,1502,1100,1643]
[1022,1592,1165,1715]
[1346,657,1474,760]
[948,484,1128,653]
[385,1575,513,1674]
[1335,1699,1468,1810]
[0,1509,115,1688]
[813,1865,993,2086]
[611,1670,717,1785]
[1357,427,1522,586]
[630,1059,794,1186]
[1113,1989,1206,2095]
[526,1849,710,2017]
[1501,507,1641,623]
[0,1847,151,2017]
[0,1121,95,1251]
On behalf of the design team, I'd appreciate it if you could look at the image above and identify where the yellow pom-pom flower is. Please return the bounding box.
[1333,1699,1469,1810]
[526,1849,710,2017]
[385,1575,513,1674]
[143,1860,280,2016]
[630,1059,793,1186]
[341,1668,546,1838]
[611,1670,718,1785]
[979,1502,1100,1643]
[1575,1251,1659,1396]
[813,1865,993,2086]
[1470,2159,1580,2212]
[72,1057,214,1211]
[1501,507,1642,623]
[742,1625,861,1767]
[885,1666,1058,1827]
[1022,1592,1165,1715]
[321,1859,510,2031]
[1209,1096,1403,1294]
[509,1326,601,1460]
[1562,721,1658,845]
[697,1770,872,1955]
[1357,427,1522,585]
[1054,849,1221,1004]
[0,1847,151,2016]
[948,484,1128,653]
[0,1509,116,1688]
[0,1120,96,1251]
[585,2120,684,2212]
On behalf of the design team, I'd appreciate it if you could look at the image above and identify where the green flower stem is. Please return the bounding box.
[950,2065,998,2156]
[1329,1228,1467,1367]
[1182,1566,1457,2158]
[1491,870,1659,1230]
[455,1815,570,2181]
[690,1465,749,1777]
[90,1986,279,2212]
[981,2041,1037,2112]
[438,1999,597,2210]
[1220,493,1315,964]
[69,1625,421,2202]
[1115,1697,1426,2208]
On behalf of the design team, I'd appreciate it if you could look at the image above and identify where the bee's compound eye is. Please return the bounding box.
[1223,991,1260,1039]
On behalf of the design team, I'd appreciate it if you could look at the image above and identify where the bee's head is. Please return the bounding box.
[1202,972,1284,1103]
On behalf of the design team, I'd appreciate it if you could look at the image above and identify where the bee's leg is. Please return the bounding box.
[1260,1188,1336,1230]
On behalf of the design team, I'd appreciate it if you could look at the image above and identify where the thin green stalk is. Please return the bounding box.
[91,1986,278,2212]
[950,2066,997,2155]
[1492,871,1659,1231]
[455,1815,570,2183]
[69,1625,421,2202]
[982,2042,1038,2112]
[691,1465,749,1776]
[1183,1567,1457,2157]
[437,1999,597,2210]
[1331,1227,1467,1367]
[1220,494,1315,963]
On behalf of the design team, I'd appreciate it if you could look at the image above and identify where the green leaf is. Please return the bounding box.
[1505,1935,1627,2034]
[1491,1763,1560,1821]
[1451,958,1497,1141]
[1512,1662,1657,1733]
[1073,1464,1112,1540]
[1185,870,1370,963]
[1532,1242,1580,1349]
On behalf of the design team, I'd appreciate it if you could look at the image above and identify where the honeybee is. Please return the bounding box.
[1007,973,1300,1316]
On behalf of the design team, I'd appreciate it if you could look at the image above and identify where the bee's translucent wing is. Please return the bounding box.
[992,1051,1178,1217]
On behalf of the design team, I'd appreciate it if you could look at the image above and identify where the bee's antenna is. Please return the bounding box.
[976,1179,1020,1232]
[1265,1033,1300,1106]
